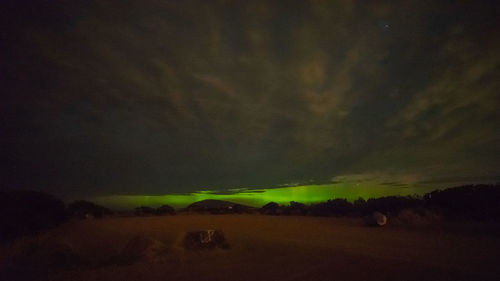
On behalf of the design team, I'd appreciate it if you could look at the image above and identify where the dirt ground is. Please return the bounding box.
[1,215,499,281]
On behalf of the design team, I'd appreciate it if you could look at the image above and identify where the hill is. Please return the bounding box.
[186,199,253,214]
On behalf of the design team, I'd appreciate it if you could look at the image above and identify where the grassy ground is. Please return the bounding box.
[1,215,499,281]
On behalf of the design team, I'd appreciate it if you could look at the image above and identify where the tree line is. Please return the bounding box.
[1,184,498,243]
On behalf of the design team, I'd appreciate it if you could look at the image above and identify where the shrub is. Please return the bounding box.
[155,205,176,215]
[134,206,156,216]
[287,201,308,215]
[67,200,113,219]
[424,184,500,220]
[363,196,422,216]
[261,202,280,215]
[309,199,353,216]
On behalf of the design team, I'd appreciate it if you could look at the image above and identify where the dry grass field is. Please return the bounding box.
[2,215,500,281]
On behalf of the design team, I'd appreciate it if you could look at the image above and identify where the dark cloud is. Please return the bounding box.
[1,0,499,197]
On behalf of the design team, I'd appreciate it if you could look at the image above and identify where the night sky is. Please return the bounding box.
[2,0,499,200]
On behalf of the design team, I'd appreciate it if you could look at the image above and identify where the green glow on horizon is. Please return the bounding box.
[90,182,439,210]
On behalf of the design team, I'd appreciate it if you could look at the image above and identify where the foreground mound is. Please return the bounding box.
[120,236,168,263]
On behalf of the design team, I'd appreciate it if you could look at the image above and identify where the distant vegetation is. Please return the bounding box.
[258,184,500,223]
[134,205,176,216]
[1,184,498,242]
[156,204,176,215]
[424,184,500,220]
[164,184,500,223]
[67,200,113,219]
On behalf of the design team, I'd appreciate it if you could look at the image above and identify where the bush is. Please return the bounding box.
[363,196,422,216]
[134,206,156,216]
[287,201,308,215]
[424,184,500,220]
[260,202,280,215]
[309,199,353,216]
[155,205,176,215]
[67,200,113,219]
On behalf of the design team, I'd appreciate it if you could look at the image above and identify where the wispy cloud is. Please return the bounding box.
[2,0,498,196]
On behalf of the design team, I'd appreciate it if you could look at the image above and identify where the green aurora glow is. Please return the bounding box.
[90,182,440,210]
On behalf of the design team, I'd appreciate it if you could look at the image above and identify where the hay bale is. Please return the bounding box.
[182,230,229,250]
[364,211,387,226]
[120,235,167,263]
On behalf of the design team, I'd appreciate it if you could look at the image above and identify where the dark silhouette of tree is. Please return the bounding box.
[424,184,500,220]
[231,203,251,214]
[363,196,422,216]
[353,197,367,215]
[287,201,308,215]
[261,202,280,215]
[309,199,354,216]
[155,205,176,215]
[67,200,113,219]
[134,206,155,216]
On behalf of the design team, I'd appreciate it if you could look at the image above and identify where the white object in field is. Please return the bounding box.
[374,212,387,225]
[365,211,387,226]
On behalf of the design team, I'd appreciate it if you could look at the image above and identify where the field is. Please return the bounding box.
[2,215,500,281]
